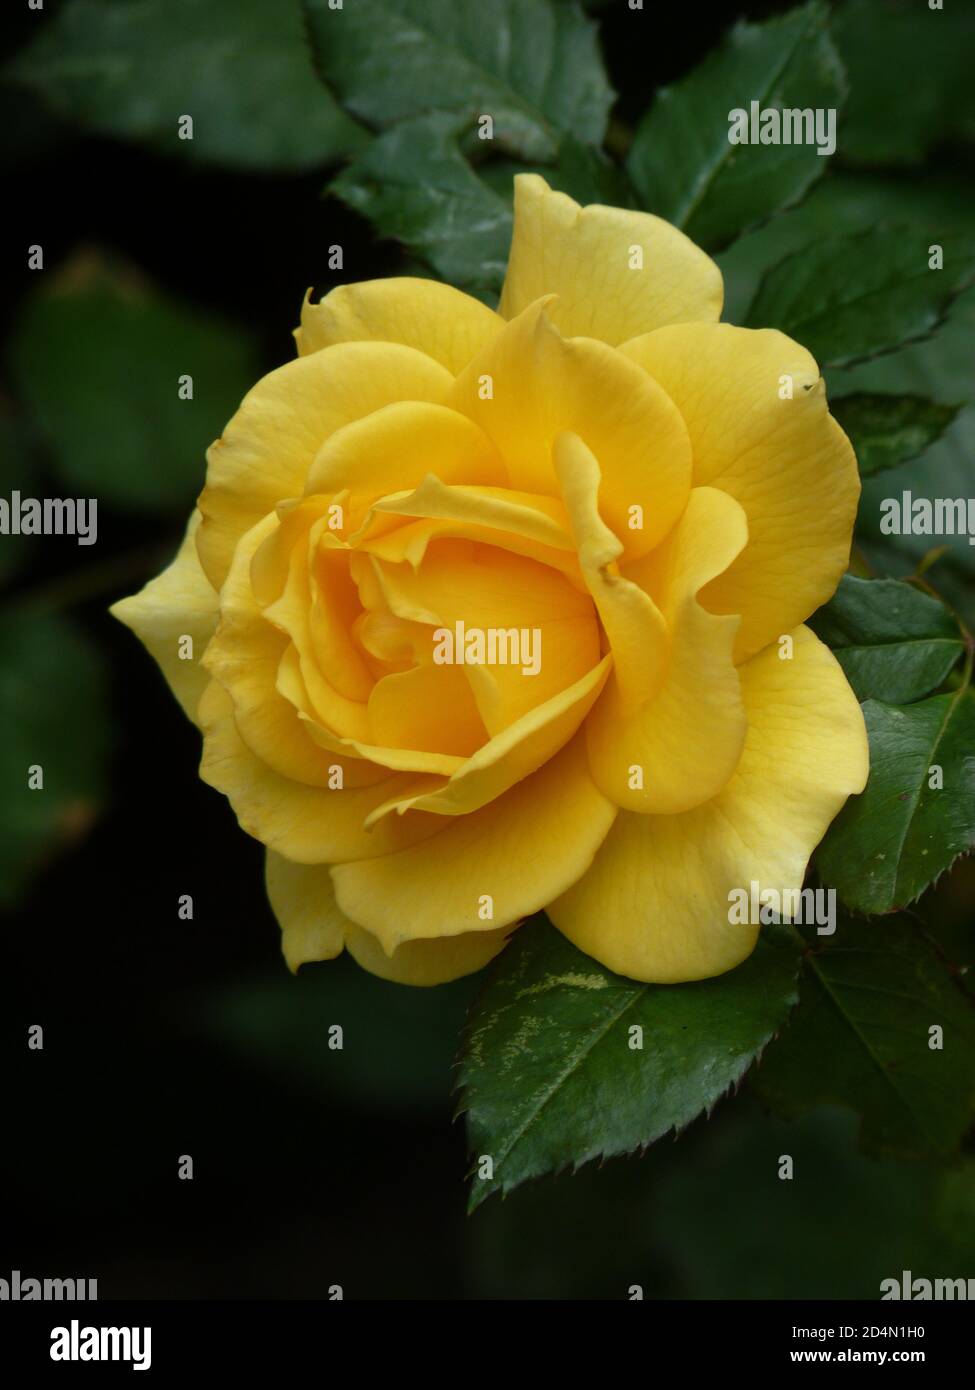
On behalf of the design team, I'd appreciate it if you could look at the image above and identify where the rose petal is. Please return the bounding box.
[621,322,860,662]
[500,173,722,344]
[548,627,869,982]
[296,277,504,375]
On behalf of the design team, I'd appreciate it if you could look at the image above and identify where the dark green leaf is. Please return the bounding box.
[469,139,639,221]
[471,138,639,213]
[809,575,963,703]
[834,0,975,167]
[626,1,846,252]
[753,917,975,1158]
[458,916,800,1210]
[544,136,639,208]
[0,610,108,906]
[817,687,975,913]
[331,113,513,295]
[719,168,975,324]
[832,393,961,478]
[10,256,261,512]
[844,283,975,626]
[304,0,613,162]
[6,0,365,171]
[745,227,975,367]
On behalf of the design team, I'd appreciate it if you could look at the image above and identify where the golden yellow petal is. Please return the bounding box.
[500,173,722,343]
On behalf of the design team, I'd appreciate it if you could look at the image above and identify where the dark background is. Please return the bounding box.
[2,0,973,1300]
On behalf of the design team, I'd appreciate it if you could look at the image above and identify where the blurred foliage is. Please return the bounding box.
[200,951,479,1114]
[5,0,367,171]
[0,415,39,584]
[834,0,975,165]
[0,608,107,906]
[10,254,260,513]
[469,1104,975,1299]
[304,0,614,162]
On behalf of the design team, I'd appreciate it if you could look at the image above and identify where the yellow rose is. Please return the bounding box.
[112,174,868,987]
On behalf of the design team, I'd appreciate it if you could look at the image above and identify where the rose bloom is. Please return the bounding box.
[113,175,867,986]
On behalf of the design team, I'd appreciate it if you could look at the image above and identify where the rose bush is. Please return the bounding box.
[112,173,868,986]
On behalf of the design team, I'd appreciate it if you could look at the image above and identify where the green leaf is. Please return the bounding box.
[809,575,964,703]
[0,610,109,906]
[817,686,975,914]
[834,0,975,167]
[626,1,846,252]
[752,917,975,1159]
[331,113,513,295]
[832,393,961,478]
[543,136,638,208]
[304,0,613,162]
[745,227,975,367]
[718,168,975,324]
[5,0,365,172]
[10,256,261,513]
[457,916,800,1210]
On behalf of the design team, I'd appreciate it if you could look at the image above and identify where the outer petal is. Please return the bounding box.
[266,851,510,983]
[266,851,345,972]
[198,679,445,863]
[331,731,617,954]
[109,510,217,725]
[202,514,353,786]
[450,298,692,556]
[500,173,722,344]
[549,627,869,983]
[621,323,860,662]
[295,278,504,375]
[344,921,512,986]
[197,342,453,589]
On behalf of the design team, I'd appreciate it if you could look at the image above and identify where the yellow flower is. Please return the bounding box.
[112,174,868,987]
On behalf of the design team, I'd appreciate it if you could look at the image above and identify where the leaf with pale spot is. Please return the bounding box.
[457,916,800,1210]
